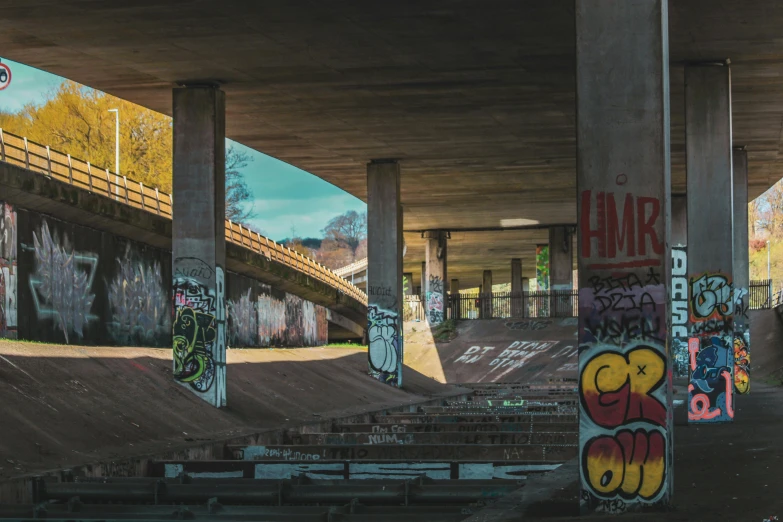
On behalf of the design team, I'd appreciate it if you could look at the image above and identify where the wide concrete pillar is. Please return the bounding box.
[481,270,493,319]
[451,278,460,319]
[424,231,448,325]
[511,258,523,317]
[733,147,750,395]
[367,160,404,387]
[420,261,426,299]
[403,272,414,295]
[549,227,574,317]
[172,86,227,408]
[686,63,734,422]
[576,0,672,512]
[671,195,689,382]
[522,277,530,317]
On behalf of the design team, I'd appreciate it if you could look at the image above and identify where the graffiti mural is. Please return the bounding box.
[671,247,689,378]
[578,188,670,512]
[29,221,98,343]
[173,275,218,393]
[687,271,733,423]
[733,285,750,395]
[0,202,16,338]
[368,304,401,385]
[536,245,550,290]
[108,244,169,345]
[426,275,444,325]
[228,288,258,347]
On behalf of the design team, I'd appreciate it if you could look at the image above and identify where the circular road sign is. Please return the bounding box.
[0,63,11,90]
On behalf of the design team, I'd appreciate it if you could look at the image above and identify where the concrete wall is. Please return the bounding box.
[1,201,327,347]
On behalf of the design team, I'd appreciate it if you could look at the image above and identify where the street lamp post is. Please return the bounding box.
[108,108,119,200]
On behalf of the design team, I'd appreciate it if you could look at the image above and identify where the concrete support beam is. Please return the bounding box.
[420,261,426,299]
[172,86,227,408]
[549,227,574,317]
[451,278,460,295]
[451,278,460,319]
[576,0,672,511]
[424,231,448,325]
[686,63,734,422]
[671,194,689,383]
[367,160,403,387]
[511,258,523,317]
[733,147,750,395]
[481,270,493,319]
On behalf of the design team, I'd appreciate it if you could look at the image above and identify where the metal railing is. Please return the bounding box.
[750,279,772,310]
[334,257,368,278]
[449,291,577,320]
[0,128,367,305]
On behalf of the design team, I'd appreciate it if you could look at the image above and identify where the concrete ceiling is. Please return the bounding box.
[2,0,783,287]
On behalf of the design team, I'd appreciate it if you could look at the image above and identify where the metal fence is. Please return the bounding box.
[0,128,368,305]
[449,291,577,319]
[750,279,772,310]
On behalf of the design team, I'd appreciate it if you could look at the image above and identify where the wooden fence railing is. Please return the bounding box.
[0,128,367,305]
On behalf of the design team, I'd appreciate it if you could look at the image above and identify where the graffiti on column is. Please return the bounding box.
[368,304,401,385]
[688,272,734,422]
[173,271,218,393]
[426,275,444,325]
[578,189,670,513]
[671,247,689,378]
[29,221,98,344]
[0,202,17,338]
[733,286,750,395]
[108,244,169,345]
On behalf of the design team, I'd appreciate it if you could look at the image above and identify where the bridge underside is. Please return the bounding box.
[2,1,782,286]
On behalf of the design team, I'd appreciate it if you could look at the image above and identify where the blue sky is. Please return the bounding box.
[0,58,365,241]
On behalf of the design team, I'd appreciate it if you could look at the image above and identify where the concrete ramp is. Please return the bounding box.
[404,318,579,384]
[750,309,783,385]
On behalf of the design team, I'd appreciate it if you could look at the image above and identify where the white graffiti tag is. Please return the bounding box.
[368,305,400,373]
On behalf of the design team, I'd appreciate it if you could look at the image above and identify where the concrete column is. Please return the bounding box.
[686,63,734,423]
[511,258,523,317]
[172,86,227,408]
[420,261,426,299]
[424,231,448,325]
[451,278,460,319]
[576,0,672,512]
[521,277,530,318]
[403,272,413,295]
[367,160,404,387]
[733,147,750,395]
[481,270,493,319]
[671,195,689,383]
[549,227,573,317]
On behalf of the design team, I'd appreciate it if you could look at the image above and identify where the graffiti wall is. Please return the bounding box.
[10,205,329,349]
[733,285,750,395]
[227,271,327,348]
[671,247,689,379]
[0,202,17,339]
[687,272,734,422]
[578,189,672,512]
[16,208,171,345]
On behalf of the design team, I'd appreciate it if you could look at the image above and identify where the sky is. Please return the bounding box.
[0,58,366,242]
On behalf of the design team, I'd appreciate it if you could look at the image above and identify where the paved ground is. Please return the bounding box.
[0,343,463,481]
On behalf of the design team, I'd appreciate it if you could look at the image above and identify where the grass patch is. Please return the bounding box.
[432,319,458,342]
[326,342,368,350]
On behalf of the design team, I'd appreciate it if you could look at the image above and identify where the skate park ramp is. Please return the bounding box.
[404,318,579,384]
[750,308,783,385]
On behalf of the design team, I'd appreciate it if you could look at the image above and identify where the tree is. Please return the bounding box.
[225,144,255,223]
[322,210,367,259]
[0,80,254,221]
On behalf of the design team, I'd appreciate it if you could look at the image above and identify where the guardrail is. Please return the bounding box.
[0,128,367,305]
[334,257,368,277]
